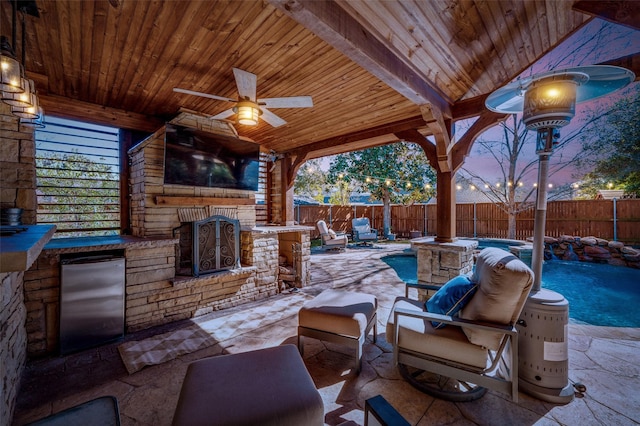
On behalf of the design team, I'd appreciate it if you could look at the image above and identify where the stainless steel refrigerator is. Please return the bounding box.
[60,254,125,354]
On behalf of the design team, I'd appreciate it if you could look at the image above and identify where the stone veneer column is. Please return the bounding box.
[0,102,36,223]
[415,239,478,301]
[0,102,37,423]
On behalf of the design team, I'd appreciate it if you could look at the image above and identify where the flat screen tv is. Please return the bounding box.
[163,123,260,191]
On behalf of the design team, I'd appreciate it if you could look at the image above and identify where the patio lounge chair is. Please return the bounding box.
[386,247,533,402]
[316,220,348,250]
[351,217,378,245]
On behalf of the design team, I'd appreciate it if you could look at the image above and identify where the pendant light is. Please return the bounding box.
[1,0,44,125]
[0,36,23,94]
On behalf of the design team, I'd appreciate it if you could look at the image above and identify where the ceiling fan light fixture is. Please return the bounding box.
[234,100,261,125]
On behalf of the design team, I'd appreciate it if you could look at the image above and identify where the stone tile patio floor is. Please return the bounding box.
[12,244,640,425]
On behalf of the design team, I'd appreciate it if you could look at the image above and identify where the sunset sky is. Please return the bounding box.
[461,19,640,189]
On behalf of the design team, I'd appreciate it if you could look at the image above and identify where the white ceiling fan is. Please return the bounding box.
[173,68,313,127]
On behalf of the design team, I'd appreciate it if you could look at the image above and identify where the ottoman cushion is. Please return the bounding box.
[172,345,323,426]
[298,289,377,337]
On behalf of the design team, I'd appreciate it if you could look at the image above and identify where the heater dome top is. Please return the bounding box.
[485,65,635,114]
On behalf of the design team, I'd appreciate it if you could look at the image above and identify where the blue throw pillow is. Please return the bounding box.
[426,275,477,329]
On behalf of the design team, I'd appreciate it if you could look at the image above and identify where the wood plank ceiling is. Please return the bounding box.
[0,0,604,158]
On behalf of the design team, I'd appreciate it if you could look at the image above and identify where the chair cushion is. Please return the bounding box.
[354,225,370,234]
[459,247,533,350]
[299,289,377,337]
[386,297,487,368]
[328,229,337,239]
[426,275,477,329]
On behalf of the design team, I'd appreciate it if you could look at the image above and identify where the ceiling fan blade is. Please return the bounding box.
[260,108,287,128]
[233,68,257,101]
[173,88,236,102]
[258,96,313,108]
[210,108,235,120]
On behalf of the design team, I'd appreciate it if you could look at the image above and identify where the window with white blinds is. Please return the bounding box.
[35,116,121,237]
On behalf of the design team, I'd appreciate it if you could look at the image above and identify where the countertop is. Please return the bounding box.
[0,225,56,273]
[44,235,178,253]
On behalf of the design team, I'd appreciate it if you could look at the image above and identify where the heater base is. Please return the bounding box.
[519,379,574,404]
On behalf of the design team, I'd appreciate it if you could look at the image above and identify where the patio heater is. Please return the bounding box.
[486,65,635,403]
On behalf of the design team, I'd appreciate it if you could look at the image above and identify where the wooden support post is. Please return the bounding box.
[435,171,456,243]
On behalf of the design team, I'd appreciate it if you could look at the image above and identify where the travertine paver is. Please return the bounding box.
[12,244,640,426]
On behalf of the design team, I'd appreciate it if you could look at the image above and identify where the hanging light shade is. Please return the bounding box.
[234,100,261,125]
[21,105,45,128]
[12,95,39,119]
[0,36,23,94]
[2,77,36,108]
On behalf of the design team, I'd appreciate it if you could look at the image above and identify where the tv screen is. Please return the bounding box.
[163,123,260,191]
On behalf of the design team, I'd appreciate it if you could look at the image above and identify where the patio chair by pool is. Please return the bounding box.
[351,217,378,245]
[386,247,533,402]
[316,220,348,250]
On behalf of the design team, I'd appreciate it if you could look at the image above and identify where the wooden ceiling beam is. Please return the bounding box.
[572,1,640,31]
[37,94,165,133]
[269,0,452,117]
[421,104,452,172]
[282,116,427,159]
[451,110,508,172]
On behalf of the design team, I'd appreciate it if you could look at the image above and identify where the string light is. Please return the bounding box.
[333,171,435,190]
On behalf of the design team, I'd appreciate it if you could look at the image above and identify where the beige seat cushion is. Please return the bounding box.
[459,247,533,350]
[299,289,377,337]
[386,297,487,369]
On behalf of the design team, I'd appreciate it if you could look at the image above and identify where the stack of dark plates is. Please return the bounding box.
[1,208,23,226]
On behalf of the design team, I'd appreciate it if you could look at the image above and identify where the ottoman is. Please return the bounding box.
[172,345,324,426]
[298,289,378,372]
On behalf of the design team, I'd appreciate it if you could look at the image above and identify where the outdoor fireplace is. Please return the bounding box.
[176,215,241,277]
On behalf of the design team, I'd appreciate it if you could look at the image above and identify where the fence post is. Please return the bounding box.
[329,204,333,227]
[473,202,477,238]
[613,198,617,241]
[424,204,427,236]
[296,204,300,225]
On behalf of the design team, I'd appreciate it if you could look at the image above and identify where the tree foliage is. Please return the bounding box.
[36,152,120,235]
[293,159,327,203]
[327,143,436,237]
[576,90,640,198]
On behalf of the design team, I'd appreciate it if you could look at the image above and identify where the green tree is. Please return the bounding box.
[576,90,640,198]
[293,159,328,203]
[36,152,120,236]
[327,142,436,237]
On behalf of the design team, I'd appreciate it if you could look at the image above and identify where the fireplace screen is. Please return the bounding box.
[177,215,240,277]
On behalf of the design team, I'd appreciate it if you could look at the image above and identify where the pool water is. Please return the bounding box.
[382,254,640,328]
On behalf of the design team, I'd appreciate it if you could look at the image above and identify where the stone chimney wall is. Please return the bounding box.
[128,113,257,238]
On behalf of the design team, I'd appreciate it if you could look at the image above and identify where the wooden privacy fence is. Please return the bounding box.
[294,199,640,244]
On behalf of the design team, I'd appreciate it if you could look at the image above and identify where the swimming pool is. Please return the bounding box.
[382,254,640,328]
